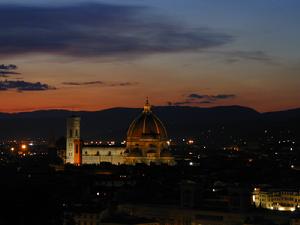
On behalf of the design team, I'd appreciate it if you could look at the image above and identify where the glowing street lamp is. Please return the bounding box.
[188,140,194,144]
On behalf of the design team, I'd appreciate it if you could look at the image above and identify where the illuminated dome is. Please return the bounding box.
[125,99,175,165]
[127,99,168,141]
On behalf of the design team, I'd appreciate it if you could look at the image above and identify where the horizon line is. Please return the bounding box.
[1,104,300,115]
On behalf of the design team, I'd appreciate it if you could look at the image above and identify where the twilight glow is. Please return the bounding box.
[0,0,299,112]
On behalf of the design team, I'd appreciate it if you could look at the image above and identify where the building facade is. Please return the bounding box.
[65,100,175,165]
[82,146,126,165]
[252,187,300,211]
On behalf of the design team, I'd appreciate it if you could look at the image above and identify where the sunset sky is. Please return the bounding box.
[0,0,299,112]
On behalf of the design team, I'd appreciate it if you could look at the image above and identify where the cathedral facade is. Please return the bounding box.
[65,100,175,165]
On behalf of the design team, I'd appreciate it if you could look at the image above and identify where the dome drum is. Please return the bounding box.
[125,99,174,165]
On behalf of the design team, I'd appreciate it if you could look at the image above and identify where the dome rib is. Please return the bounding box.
[127,106,167,141]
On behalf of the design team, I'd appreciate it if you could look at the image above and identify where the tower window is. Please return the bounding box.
[69,129,72,138]
[75,129,78,137]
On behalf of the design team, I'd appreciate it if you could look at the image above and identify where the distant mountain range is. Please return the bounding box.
[0,106,299,141]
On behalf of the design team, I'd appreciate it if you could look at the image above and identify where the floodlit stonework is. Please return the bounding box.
[65,99,175,165]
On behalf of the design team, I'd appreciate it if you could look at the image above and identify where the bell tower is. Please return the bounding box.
[66,116,82,165]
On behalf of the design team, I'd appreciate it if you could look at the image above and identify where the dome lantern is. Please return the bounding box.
[143,97,151,113]
[127,99,167,141]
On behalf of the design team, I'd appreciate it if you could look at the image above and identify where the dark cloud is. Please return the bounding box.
[168,93,236,106]
[109,82,139,87]
[62,81,138,87]
[0,64,20,77]
[199,100,212,104]
[0,80,56,91]
[222,50,277,65]
[0,64,17,70]
[168,101,191,106]
[62,81,104,86]
[0,3,232,59]
[188,93,206,99]
[188,93,236,101]
[212,94,236,99]
[168,100,212,106]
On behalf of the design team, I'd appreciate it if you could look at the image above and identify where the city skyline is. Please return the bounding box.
[1,0,300,112]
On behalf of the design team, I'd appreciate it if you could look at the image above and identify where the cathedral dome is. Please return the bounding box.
[127,99,168,141]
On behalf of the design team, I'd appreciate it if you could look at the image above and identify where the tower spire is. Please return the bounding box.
[143,97,151,113]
